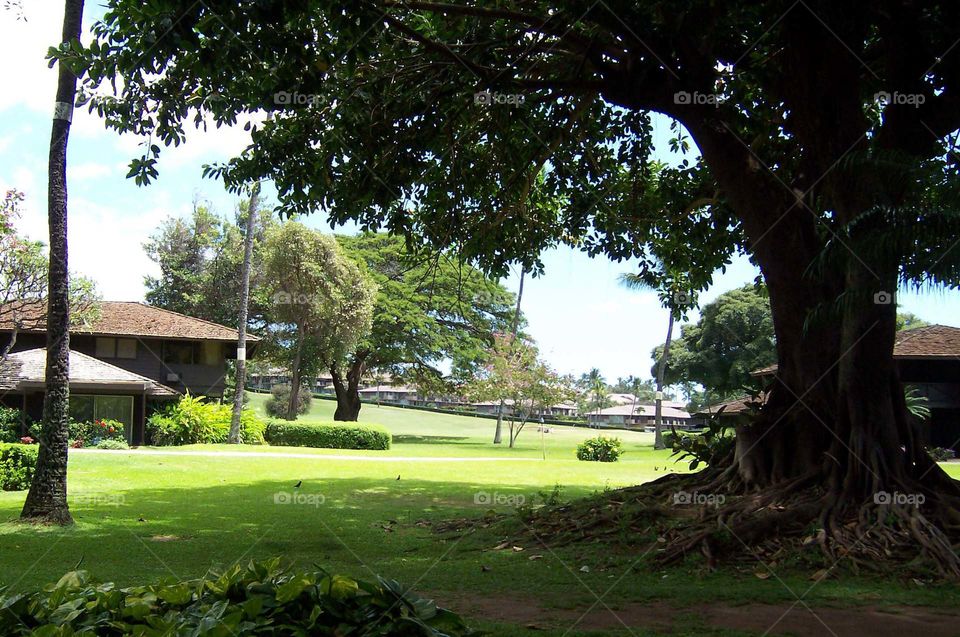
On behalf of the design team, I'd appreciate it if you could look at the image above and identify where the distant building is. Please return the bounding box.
[587,403,698,430]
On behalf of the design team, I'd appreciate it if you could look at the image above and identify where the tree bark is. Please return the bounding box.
[229,182,260,443]
[21,0,84,525]
[286,322,306,420]
[653,311,674,450]
[332,351,366,421]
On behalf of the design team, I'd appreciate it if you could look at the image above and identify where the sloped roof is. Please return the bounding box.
[594,403,692,419]
[893,325,960,359]
[0,301,258,343]
[695,394,768,417]
[752,324,960,377]
[0,348,177,396]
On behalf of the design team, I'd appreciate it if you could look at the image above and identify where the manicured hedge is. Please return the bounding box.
[0,443,37,491]
[265,420,391,450]
[0,559,474,636]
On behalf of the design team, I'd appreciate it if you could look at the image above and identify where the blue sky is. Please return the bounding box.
[2,2,959,383]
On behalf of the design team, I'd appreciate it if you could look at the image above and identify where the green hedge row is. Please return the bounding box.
[0,443,37,491]
[265,420,391,450]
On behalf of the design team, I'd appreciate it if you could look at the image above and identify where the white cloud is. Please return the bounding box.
[67,162,114,181]
[0,1,61,113]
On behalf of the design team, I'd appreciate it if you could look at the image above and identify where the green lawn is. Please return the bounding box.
[2,398,959,636]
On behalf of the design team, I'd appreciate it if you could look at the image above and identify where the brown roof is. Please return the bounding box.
[0,301,257,343]
[696,394,768,417]
[892,325,960,359]
[752,324,960,377]
[0,348,178,396]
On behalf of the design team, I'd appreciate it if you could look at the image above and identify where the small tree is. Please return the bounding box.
[263,222,376,420]
[467,335,571,448]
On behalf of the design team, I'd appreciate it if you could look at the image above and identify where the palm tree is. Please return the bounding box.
[21,0,85,524]
[619,271,691,450]
[229,182,261,444]
[495,268,525,444]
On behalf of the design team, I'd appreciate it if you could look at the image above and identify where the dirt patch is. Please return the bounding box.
[431,592,960,635]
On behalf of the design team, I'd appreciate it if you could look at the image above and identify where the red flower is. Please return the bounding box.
[109,427,115,433]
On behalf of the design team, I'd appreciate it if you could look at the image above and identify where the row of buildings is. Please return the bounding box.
[249,372,702,429]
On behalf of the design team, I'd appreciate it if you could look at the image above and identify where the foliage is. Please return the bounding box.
[96,439,130,450]
[0,442,37,491]
[576,436,623,462]
[653,285,776,398]
[337,232,516,384]
[264,421,391,450]
[928,447,956,462]
[465,335,573,446]
[0,189,101,343]
[143,197,276,328]
[265,383,312,418]
[905,386,932,421]
[0,559,475,636]
[68,419,125,447]
[0,407,21,443]
[147,395,265,445]
[262,222,377,411]
[670,417,737,471]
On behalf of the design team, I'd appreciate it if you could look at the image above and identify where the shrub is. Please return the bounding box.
[576,435,623,462]
[928,446,956,462]
[0,443,38,491]
[96,439,130,450]
[146,395,266,445]
[68,419,126,447]
[265,420,391,450]
[265,383,312,418]
[0,407,22,443]
[0,559,474,636]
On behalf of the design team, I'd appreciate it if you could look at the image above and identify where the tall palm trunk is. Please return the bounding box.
[653,311,675,450]
[495,268,526,444]
[21,0,84,524]
[228,183,260,443]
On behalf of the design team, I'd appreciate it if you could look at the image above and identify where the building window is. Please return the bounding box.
[68,394,134,442]
[95,337,137,359]
[164,341,197,365]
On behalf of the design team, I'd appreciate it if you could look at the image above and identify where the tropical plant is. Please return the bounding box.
[576,436,623,462]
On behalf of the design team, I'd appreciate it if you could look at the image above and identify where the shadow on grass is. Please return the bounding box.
[393,434,473,444]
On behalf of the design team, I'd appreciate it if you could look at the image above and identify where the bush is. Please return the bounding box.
[576,436,623,462]
[0,443,37,491]
[265,383,312,418]
[928,446,956,462]
[265,420,391,450]
[0,559,474,636]
[68,419,126,447]
[96,439,130,450]
[0,407,23,443]
[146,395,266,445]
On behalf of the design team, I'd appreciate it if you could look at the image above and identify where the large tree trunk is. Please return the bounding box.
[653,311,674,451]
[228,182,260,443]
[21,0,84,525]
[286,322,305,420]
[331,352,366,421]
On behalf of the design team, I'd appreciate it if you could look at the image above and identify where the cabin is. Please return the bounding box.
[0,301,257,444]
[697,325,960,450]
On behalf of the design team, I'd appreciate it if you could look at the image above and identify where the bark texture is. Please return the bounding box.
[21,0,84,525]
[331,352,366,422]
[228,183,260,443]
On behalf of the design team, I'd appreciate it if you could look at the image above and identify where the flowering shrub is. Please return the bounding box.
[19,436,35,445]
[68,419,126,448]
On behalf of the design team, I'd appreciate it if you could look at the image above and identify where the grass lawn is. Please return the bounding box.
[2,396,960,635]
